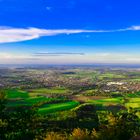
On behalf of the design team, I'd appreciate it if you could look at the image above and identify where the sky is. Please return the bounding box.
[0,0,140,64]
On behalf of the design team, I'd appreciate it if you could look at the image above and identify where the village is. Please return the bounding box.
[1,66,140,97]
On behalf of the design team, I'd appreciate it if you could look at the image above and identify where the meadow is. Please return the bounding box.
[5,88,140,116]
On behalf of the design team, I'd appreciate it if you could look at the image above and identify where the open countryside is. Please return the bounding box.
[1,65,140,139]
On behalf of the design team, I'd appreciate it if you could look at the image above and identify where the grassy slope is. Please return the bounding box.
[6,89,79,114]
[38,101,79,114]
[88,97,123,105]
[6,89,29,98]
[6,89,140,115]
[29,87,69,94]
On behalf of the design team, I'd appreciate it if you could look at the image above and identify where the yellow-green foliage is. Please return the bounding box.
[44,129,91,140]
[45,132,66,140]
[125,98,140,109]
[69,128,90,140]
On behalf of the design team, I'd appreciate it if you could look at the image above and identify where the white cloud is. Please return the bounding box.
[127,26,140,30]
[0,25,140,43]
[0,52,30,59]
[0,27,104,43]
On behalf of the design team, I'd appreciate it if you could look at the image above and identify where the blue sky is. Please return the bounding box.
[0,0,140,64]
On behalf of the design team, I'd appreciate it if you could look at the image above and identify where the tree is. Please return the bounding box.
[0,90,8,139]
[0,90,42,140]
[91,110,140,140]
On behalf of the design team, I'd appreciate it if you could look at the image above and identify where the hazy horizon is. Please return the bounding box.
[0,0,140,64]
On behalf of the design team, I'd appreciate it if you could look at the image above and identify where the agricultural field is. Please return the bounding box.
[6,89,78,114]
[4,87,140,116]
[1,66,140,114]
[1,66,140,139]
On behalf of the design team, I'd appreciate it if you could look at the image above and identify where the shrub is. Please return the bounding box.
[45,132,66,140]
[69,128,91,140]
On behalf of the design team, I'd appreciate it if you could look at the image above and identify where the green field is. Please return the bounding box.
[88,97,140,111]
[98,73,126,79]
[6,89,79,114]
[89,97,123,105]
[38,101,79,114]
[6,89,29,98]
[29,87,69,95]
[5,89,140,116]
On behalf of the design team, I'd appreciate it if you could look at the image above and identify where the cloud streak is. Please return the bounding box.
[1,52,140,64]
[34,52,85,56]
[0,27,102,43]
[0,25,140,43]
